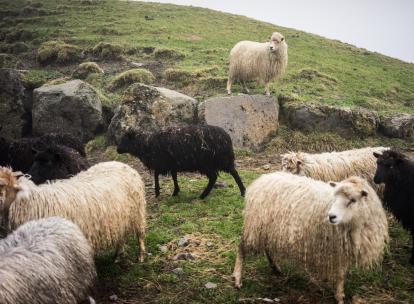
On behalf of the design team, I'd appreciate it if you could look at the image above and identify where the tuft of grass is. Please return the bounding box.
[21,69,64,89]
[0,53,18,68]
[92,42,123,60]
[107,68,155,92]
[154,48,185,60]
[164,68,194,84]
[37,40,82,64]
[72,61,104,79]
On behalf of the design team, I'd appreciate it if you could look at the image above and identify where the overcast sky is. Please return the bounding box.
[141,0,414,63]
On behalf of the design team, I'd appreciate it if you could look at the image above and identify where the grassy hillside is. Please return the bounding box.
[1,0,414,115]
[1,1,414,303]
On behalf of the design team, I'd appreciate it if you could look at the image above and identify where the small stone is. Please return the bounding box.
[204,282,217,289]
[173,252,195,261]
[273,299,280,303]
[109,294,118,301]
[214,181,228,188]
[262,164,271,170]
[158,245,168,253]
[172,267,184,275]
[261,298,274,303]
[205,241,213,247]
[129,61,144,68]
[146,252,152,256]
[178,236,189,247]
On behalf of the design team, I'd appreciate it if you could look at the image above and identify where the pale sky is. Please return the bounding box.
[141,0,414,63]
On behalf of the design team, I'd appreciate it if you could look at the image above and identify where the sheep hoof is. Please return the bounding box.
[234,282,242,289]
[138,255,145,263]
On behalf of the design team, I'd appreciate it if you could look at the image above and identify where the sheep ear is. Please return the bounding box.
[329,182,337,188]
[361,190,368,197]
[297,160,302,165]
[14,183,30,201]
[373,152,381,158]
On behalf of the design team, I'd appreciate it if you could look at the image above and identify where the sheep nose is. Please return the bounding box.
[328,214,337,223]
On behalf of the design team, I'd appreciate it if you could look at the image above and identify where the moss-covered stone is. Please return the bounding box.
[72,62,104,79]
[107,68,155,92]
[92,42,123,60]
[37,40,82,65]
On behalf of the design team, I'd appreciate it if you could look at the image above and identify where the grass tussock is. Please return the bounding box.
[37,40,82,64]
[72,61,104,79]
[0,53,18,68]
[107,68,155,92]
[92,42,123,60]
[21,69,63,89]
[297,68,338,83]
[154,48,185,60]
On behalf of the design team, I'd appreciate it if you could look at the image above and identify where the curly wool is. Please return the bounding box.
[241,172,388,285]
[281,147,388,193]
[8,161,146,253]
[228,34,288,85]
[0,217,96,304]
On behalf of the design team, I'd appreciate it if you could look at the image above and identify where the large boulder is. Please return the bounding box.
[108,83,197,143]
[32,80,103,142]
[198,95,279,149]
[0,68,31,139]
[379,114,414,139]
[281,102,379,138]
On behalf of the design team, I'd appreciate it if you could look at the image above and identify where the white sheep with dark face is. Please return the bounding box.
[227,32,288,96]
[234,172,388,304]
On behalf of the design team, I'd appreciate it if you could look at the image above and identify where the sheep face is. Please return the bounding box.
[117,130,147,156]
[28,149,65,184]
[281,153,303,174]
[268,32,285,53]
[373,151,403,184]
[0,168,24,213]
[327,178,368,225]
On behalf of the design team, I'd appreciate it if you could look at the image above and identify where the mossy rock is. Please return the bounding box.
[21,69,64,89]
[107,68,155,92]
[37,41,83,65]
[92,42,123,60]
[72,62,104,79]
[154,48,185,60]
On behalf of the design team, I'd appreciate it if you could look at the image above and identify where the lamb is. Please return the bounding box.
[0,161,147,261]
[227,31,288,96]
[117,125,245,199]
[281,147,388,193]
[0,217,96,304]
[234,172,388,304]
[28,144,89,184]
[0,133,86,173]
[373,149,414,264]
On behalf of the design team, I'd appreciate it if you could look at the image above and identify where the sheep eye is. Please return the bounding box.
[350,198,356,203]
[281,37,284,41]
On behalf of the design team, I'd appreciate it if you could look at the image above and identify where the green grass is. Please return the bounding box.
[0,0,413,114]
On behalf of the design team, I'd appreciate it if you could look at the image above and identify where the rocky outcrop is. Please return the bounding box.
[0,68,31,139]
[281,102,379,138]
[32,80,103,142]
[198,95,279,149]
[379,114,414,139]
[107,83,197,143]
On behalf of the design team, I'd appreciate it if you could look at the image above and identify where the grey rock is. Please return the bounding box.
[107,83,197,144]
[173,252,195,261]
[178,236,189,247]
[198,95,279,149]
[109,294,118,301]
[379,113,414,138]
[262,164,271,170]
[204,282,217,289]
[281,102,378,138]
[32,80,103,142]
[205,241,213,247]
[172,267,184,275]
[0,68,31,139]
[158,245,168,253]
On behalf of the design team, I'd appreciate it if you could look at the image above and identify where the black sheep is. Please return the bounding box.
[0,133,86,173]
[373,150,414,265]
[117,125,246,199]
[28,144,89,184]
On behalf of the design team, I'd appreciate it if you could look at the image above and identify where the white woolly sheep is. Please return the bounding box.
[281,147,388,194]
[0,161,147,261]
[227,32,288,95]
[233,172,388,304]
[0,217,96,304]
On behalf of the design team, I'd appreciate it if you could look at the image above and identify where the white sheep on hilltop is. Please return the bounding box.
[227,32,288,96]
[0,217,96,304]
[281,147,389,194]
[0,161,147,261]
[233,172,388,304]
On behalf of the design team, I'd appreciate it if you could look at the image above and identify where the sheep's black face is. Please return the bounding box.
[117,132,135,154]
[373,151,403,184]
[28,149,65,184]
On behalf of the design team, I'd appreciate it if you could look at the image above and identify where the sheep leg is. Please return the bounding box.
[233,242,244,288]
[154,171,160,197]
[113,243,125,263]
[265,83,271,96]
[242,81,250,94]
[171,170,180,196]
[265,250,281,275]
[200,173,217,199]
[229,167,246,197]
[137,231,146,262]
[334,269,346,304]
[226,78,233,95]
